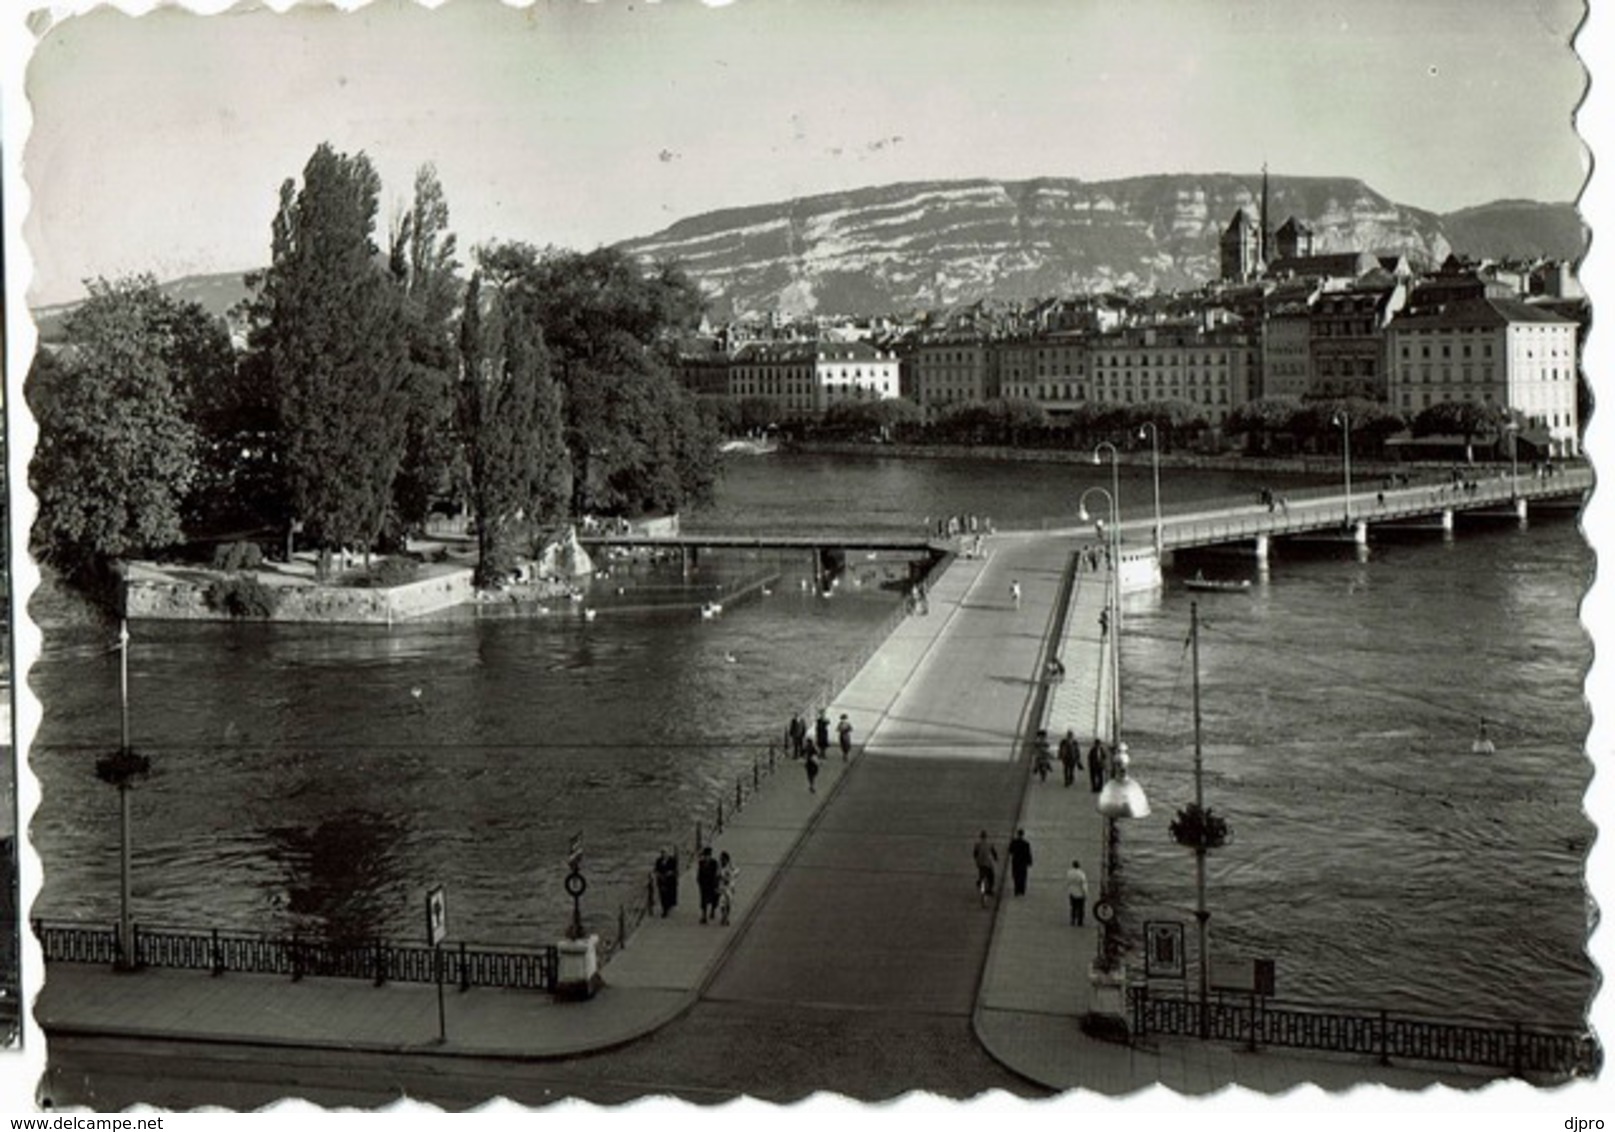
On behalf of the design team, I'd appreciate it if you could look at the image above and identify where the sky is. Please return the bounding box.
[14,0,1590,308]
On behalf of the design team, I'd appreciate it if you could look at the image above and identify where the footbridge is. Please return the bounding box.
[1148,465,1589,562]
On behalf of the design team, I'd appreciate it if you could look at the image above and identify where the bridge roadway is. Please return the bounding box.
[34,525,1502,1106]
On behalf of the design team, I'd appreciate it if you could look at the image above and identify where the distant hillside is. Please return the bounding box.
[1440,200,1585,262]
[30,179,1584,331]
[33,270,256,342]
[616,174,1579,317]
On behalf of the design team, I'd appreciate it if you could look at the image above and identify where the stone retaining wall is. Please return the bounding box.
[124,566,476,624]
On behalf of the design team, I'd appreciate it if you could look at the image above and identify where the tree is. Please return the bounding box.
[477,244,717,518]
[27,276,206,586]
[387,164,463,540]
[1412,400,1508,461]
[245,144,410,575]
[456,271,566,586]
[1225,396,1303,456]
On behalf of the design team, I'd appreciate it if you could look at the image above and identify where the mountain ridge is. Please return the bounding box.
[617,174,1582,318]
[31,176,1582,327]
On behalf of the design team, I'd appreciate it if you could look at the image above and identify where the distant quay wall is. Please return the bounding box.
[787,441,1497,478]
[122,565,476,624]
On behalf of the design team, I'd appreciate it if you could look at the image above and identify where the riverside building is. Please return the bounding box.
[1385,296,1580,456]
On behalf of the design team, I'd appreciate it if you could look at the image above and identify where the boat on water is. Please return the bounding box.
[1184,573,1251,594]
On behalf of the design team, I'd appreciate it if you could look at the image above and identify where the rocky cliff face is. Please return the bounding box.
[618,174,1567,318]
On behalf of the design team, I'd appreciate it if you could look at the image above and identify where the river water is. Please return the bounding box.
[26,452,1594,1028]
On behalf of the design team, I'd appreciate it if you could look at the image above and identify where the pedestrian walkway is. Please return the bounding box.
[33,536,1518,1098]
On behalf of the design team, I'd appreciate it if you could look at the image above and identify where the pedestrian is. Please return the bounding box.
[1059,728,1081,787]
[654,847,679,918]
[837,713,854,760]
[1032,730,1052,782]
[789,711,807,758]
[805,742,820,793]
[1098,607,1109,636]
[718,851,738,926]
[696,846,720,925]
[1008,828,1033,896]
[917,582,929,615]
[815,709,831,754]
[1066,859,1089,925]
[1010,579,1022,610]
[973,830,998,898]
[1088,739,1106,792]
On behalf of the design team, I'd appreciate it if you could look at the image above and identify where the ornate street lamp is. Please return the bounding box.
[95,620,150,970]
[1168,603,1230,1038]
[1137,422,1163,559]
[1504,420,1521,499]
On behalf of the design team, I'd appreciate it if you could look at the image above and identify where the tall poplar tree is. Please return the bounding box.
[247,144,409,574]
[456,268,567,586]
[388,163,463,537]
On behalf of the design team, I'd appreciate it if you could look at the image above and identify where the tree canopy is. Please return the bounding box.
[27,276,213,580]
[476,243,717,517]
[246,144,411,568]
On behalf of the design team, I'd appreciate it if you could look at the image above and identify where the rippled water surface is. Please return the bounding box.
[28,452,1594,1026]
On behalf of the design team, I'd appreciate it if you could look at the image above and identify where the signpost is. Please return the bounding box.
[426,887,447,1043]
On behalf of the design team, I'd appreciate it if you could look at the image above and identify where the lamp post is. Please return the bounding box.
[95,620,150,970]
[1331,411,1353,523]
[1136,422,1163,559]
[1505,420,1521,499]
[1080,484,1146,974]
[1091,441,1122,629]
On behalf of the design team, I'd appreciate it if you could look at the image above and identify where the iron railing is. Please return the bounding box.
[34,919,558,992]
[1129,986,1599,1079]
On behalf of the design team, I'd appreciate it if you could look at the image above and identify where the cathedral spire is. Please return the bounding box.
[1260,162,1270,268]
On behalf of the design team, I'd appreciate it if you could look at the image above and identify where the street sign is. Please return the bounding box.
[1211,956,1276,996]
[1144,920,1185,978]
[426,886,447,947]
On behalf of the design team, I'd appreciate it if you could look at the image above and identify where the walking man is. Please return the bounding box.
[1088,738,1106,792]
[1010,579,1022,610]
[696,846,720,925]
[837,713,854,761]
[788,711,807,758]
[815,709,831,754]
[1059,728,1081,787]
[1008,828,1033,896]
[653,848,679,918]
[805,743,821,794]
[1066,859,1089,925]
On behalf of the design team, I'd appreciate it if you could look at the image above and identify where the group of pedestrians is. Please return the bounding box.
[970,828,1090,925]
[787,708,856,795]
[652,844,740,926]
[1034,727,1108,792]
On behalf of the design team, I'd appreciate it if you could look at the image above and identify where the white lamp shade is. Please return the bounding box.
[1097,775,1150,819]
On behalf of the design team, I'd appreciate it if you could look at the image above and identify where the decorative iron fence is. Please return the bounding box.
[1129,986,1599,1079]
[35,920,558,992]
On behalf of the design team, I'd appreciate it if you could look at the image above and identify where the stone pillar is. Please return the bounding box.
[1441,509,1454,532]
[554,935,601,1001]
[1352,520,1368,546]
[1252,534,1270,562]
[1515,498,1529,522]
